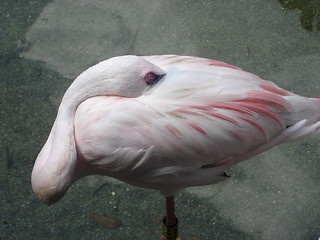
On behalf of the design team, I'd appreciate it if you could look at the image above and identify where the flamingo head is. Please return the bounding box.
[63,55,167,102]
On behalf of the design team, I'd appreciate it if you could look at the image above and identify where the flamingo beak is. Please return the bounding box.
[33,187,67,206]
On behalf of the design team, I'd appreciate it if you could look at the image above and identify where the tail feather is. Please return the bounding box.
[233,95,320,165]
[281,96,320,127]
[234,119,320,165]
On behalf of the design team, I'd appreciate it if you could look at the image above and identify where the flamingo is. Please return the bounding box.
[31,55,320,235]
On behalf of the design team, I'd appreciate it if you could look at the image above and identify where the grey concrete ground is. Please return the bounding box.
[1,0,320,239]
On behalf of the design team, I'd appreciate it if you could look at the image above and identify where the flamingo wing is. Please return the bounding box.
[74,55,320,195]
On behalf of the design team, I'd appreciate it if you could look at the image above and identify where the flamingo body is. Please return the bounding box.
[31,55,320,204]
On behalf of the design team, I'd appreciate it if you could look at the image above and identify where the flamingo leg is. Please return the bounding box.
[161,196,179,240]
[165,196,176,227]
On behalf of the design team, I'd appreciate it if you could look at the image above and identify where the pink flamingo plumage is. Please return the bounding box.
[31,55,320,233]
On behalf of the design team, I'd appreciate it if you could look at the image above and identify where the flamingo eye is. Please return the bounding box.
[144,72,165,86]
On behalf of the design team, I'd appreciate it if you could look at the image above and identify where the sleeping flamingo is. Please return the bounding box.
[31,55,320,235]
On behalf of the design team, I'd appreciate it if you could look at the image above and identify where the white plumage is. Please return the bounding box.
[31,55,320,204]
